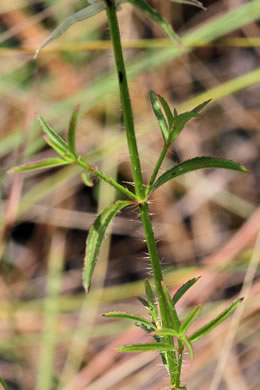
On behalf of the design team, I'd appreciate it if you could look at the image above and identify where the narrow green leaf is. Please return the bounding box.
[161,281,181,331]
[182,335,194,360]
[135,321,155,334]
[169,111,200,144]
[83,200,132,292]
[144,279,159,324]
[149,91,169,143]
[153,157,249,191]
[127,0,182,47]
[43,136,74,162]
[81,171,94,187]
[144,279,156,306]
[180,305,201,335]
[0,376,11,390]
[190,298,243,343]
[157,95,174,129]
[38,116,73,157]
[117,342,176,353]
[104,311,156,329]
[68,104,80,155]
[136,296,149,309]
[172,277,201,305]
[191,99,211,114]
[169,0,206,11]
[152,328,180,338]
[8,158,70,174]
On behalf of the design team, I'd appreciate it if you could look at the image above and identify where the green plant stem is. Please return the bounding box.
[139,201,177,387]
[105,1,177,386]
[146,145,169,195]
[104,0,167,313]
[77,156,138,201]
[104,0,145,200]
[176,341,184,388]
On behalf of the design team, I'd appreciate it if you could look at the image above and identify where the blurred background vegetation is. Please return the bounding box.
[0,0,259,389]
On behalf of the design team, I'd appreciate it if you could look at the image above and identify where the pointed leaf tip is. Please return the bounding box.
[153,157,249,191]
[34,3,106,57]
[172,276,201,305]
[192,99,212,113]
[8,158,70,174]
[190,298,243,343]
[81,171,94,187]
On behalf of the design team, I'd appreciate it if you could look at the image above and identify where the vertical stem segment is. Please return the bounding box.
[105,0,144,199]
[105,1,177,386]
[139,202,177,386]
[104,0,166,316]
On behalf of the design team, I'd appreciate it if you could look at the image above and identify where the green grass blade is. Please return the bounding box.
[149,91,169,143]
[153,157,249,191]
[67,105,80,155]
[83,200,132,293]
[36,234,64,390]
[190,298,244,343]
[127,0,182,47]
[117,342,177,352]
[172,277,201,305]
[180,305,202,335]
[8,158,70,174]
[104,311,155,329]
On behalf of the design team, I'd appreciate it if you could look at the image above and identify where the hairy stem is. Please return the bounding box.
[77,156,138,201]
[105,1,178,385]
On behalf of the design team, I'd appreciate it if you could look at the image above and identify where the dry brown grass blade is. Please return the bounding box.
[1,7,81,96]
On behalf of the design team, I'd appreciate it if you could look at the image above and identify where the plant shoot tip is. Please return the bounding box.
[241,165,249,173]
